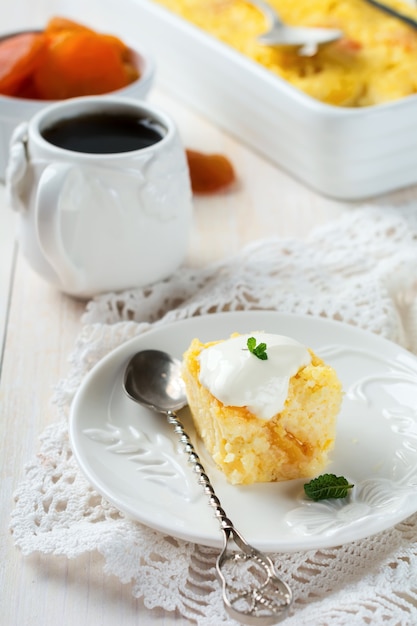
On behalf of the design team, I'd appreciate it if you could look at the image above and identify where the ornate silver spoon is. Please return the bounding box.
[124,349,293,625]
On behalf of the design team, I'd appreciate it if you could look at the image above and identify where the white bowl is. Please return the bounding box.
[0,31,155,181]
[58,0,417,200]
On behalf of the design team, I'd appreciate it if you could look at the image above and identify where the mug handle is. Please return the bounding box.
[35,162,85,293]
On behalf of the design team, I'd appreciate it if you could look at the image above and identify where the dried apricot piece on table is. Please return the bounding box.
[186,149,236,194]
[0,32,47,96]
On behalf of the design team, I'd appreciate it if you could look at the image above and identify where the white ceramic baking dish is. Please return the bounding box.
[58,0,417,200]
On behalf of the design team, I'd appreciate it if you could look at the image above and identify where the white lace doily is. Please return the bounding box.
[10,204,417,625]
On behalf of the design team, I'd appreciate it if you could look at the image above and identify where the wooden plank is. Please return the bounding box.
[0,187,17,366]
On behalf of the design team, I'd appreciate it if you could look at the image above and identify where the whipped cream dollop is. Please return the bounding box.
[198,332,311,420]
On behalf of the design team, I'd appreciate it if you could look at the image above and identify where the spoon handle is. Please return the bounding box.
[247,0,284,29]
[166,410,292,624]
[363,0,417,29]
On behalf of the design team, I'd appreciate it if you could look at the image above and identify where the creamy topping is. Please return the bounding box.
[198,332,311,420]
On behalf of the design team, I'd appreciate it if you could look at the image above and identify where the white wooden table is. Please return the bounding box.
[1,1,415,624]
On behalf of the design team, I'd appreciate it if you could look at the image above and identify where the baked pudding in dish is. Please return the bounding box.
[153,0,417,107]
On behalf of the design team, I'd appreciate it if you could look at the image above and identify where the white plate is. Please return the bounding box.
[69,311,417,552]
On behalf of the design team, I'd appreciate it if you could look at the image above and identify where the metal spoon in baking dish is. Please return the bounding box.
[124,349,293,625]
[248,0,342,56]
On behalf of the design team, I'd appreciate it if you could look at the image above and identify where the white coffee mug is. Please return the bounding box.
[6,96,193,298]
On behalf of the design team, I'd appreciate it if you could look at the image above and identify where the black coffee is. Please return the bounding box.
[42,112,165,154]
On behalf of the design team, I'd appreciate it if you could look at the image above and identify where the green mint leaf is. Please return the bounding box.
[304,474,354,501]
[247,337,256,352]
[247,337,268,360]
[254,342,268,359]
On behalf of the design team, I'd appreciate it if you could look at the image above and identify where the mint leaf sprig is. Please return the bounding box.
[247,337,268,360]
[304,474,354,501]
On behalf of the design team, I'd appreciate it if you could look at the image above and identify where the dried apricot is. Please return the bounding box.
[186,149,236,194]
[33,30,138,99]
[0,32,46,96]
